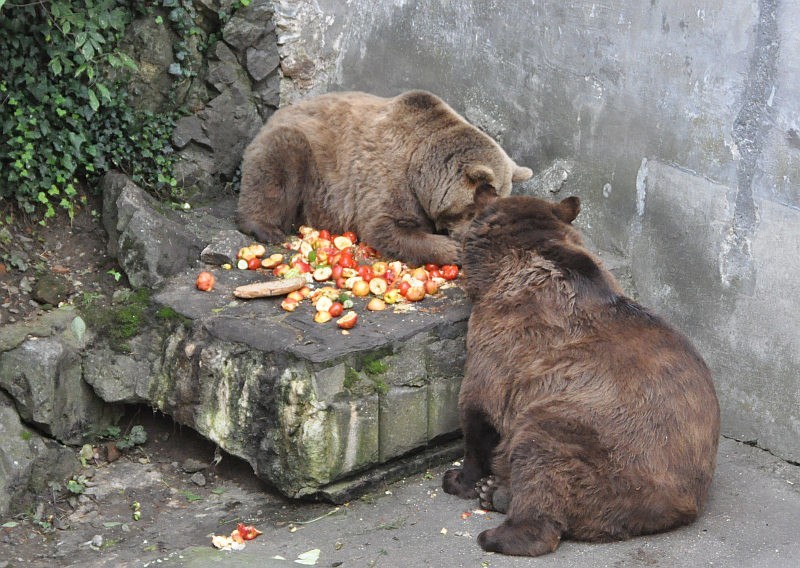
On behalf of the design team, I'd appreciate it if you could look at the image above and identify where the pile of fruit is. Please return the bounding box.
[234,226,460,329]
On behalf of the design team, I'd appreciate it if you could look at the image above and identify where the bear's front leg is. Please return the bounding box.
[443,408,499,499]
[363,217,461,266]
[238,126,314,244]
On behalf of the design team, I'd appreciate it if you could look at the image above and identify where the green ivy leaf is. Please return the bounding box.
[96,81,110,101]
[87,88,99,112]
[49,58,63,76]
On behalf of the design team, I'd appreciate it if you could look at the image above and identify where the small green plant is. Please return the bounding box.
[99,424,147,449]
[116,424,147,450]
[66,474,88,495]
[98,425,122,439]
[179,490,203,502]
[107,268,122,282]
[19,430,32,441]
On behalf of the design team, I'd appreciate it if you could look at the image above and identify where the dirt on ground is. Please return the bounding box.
[0,409,332,568]
[0,195,331,568]
[0,194,119,325]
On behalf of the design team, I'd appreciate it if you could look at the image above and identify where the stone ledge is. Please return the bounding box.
[149,267,469,498]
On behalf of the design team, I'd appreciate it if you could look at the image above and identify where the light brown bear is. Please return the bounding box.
[442,195,720,557]
[237,90,532,265]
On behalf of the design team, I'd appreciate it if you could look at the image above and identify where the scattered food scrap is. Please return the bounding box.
[271,548,322,565]
[210,523,263,551]
[294,548,321,565]
[195,271,215,291]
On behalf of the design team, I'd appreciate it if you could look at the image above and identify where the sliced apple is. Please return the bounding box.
[313,266,333,282]
[314,310,332,323]
[337,311,358,329]
[369,277,388,296]
[351,279,371,297]
[333,235,354,250]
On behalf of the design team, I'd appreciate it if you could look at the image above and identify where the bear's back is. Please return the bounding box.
[462,195,719,490]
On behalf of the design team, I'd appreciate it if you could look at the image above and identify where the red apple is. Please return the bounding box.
[406,285,425,302]
[195,271,215,291]
[351,280,371,297]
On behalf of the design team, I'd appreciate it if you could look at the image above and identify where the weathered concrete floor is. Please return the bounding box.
[159,436,800,568]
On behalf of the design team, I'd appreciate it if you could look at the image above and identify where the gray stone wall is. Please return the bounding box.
[276,0,800,462]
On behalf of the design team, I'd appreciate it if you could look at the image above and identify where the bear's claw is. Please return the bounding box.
[478,476,510,513]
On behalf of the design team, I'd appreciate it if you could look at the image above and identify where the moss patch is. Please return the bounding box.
[343,367,361,390]
[369,376,389,396]
[155,306,189,324]
[363,356,388,376]
[79,287,154,352]
[342,354,391,396]
[362,354,389,395]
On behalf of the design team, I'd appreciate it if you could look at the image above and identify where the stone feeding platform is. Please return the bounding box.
[98,172,468,500]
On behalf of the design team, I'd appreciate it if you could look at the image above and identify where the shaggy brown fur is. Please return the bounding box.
[442,195,720,557]
[237,90,532,265]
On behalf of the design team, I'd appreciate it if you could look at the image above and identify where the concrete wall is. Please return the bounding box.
[272,0,800,462]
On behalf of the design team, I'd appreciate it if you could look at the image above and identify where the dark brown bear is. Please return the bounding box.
[442,195,720,556]
[237,90,532,265]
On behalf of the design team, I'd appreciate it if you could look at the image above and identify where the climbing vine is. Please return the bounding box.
[0,1,180,221]
[0,0,252,223]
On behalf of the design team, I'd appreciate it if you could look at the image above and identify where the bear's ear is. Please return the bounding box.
[554,196,581,223]
[474,183,499,208]
[465,164,495,186]
[512,165,533,182]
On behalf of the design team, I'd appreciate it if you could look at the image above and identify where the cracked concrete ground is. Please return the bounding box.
[155,436,799,568]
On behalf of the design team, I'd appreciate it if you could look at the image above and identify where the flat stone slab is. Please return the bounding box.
[151,265,470,499]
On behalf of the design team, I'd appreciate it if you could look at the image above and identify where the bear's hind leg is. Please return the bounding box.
[442,408,499,499]
[238,127,316,243]
[478,518,562,557]
[476,449,566,556]
[476,410,617,556]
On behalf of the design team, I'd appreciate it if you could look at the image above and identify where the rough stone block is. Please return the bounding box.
[379,386,429,461]
[427,374,463,441]
[0,308,120,445]
[95,175,470,498]
[147,263,470,498]
[0,392,79,516]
